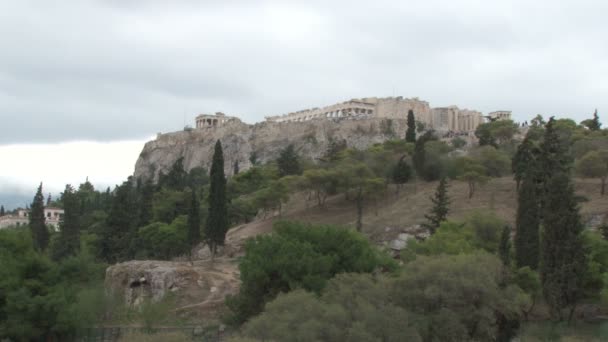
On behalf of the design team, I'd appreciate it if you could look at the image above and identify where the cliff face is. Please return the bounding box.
[133,117,409,182]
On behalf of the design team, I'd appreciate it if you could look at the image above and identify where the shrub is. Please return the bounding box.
[225,221,396,325]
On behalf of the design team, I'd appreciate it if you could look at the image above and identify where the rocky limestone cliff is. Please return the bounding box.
[134,117,410,182]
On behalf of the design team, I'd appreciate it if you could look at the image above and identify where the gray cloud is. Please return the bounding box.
[0,0,607,143]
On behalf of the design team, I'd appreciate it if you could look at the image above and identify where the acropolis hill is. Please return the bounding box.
[134,96,511,182]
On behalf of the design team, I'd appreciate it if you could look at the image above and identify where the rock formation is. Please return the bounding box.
[134,117,412,182]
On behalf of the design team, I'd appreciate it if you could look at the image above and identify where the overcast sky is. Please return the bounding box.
[1,0,607,203]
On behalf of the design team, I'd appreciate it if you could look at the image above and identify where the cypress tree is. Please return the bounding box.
[0,205,4,216]
[589,109,601,131]
[540,172,587,320]
[187,188,201,252]
[512,135,539,190]
[405,109,416,143]
[29,183,49,251]
[52,184,80,260]
[100,181,136,262]
[539,117,570,183]
[514,173,540,270]
[423,177,450,234]
[499,225,512,267]
[136,179,154,228]
[205,140,229,256]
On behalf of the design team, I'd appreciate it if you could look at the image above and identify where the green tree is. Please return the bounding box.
[392,155,412,197]
[233,160,240,175]
[540,172,587,320]
[515,173,540,270]
[225,221,396,325]
[451,136,466,148]
[277,144,302,177]
[539,117,571,181]
[392,253,528,342]
[576,150,608,195]
[476,145,511,177]
[161,157,188,190]
[302,168,340,207]
[406,109,416,142]
[29,183,49,252]
[412,131,436,179]
[499,225,512,267]
[187,188,201,252]
[475,122,497,147]
[136,179,154,228]
[240,275,421,342]
[457,160,487,199]
[423,177,450,234]
[205,140,229,256]
[512,135,540,190]
[138,216,188,260]
[52,185,80,261]
[581,109,601,131]
[98,180,137,263]
[252,180,289,217]
[338,161,385,232]
[476,120,518,147]
[249,151,258,166]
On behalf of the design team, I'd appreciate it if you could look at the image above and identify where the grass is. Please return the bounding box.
[262,177,608,242]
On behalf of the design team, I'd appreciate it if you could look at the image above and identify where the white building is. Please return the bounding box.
[0,207,64,230]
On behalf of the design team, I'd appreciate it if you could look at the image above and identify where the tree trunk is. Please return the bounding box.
[468,181,475,199]
[602,177,606,196]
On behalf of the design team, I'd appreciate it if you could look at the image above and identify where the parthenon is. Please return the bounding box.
[264,96,505,133]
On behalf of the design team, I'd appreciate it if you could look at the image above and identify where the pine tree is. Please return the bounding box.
[187,188,201,252]
[277,144,302,177]
[46,193,52,206]
[499,225,512,267]
[514,173,540,270]
[423,177,450,234]
[0,205,4,216]
[405,109,416,143]
[29,183,49,252]
[540,172,587,320]
[52,185,80,260]
[205,140,229,256]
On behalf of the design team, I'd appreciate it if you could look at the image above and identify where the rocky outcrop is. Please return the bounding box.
[134,117,409,182]
[104,259,239,315]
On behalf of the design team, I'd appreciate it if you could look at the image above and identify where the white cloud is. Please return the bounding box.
[0,140,147,195]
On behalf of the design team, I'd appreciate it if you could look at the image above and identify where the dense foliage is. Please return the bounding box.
[225,221,396,324]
